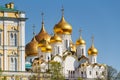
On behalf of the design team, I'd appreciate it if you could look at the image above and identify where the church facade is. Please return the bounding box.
[25,8,107,79]
[0,2,26,71]
[0,2,107,80]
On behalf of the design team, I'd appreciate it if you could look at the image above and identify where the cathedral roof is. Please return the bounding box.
[35,22,51,43]
[25,37,38,56]
[78,55,88,61]
[50,34,62,43]
[88,36,98,56]
[53,8,72,35]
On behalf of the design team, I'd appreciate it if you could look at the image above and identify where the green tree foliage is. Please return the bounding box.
[78,77,83,80]
[50,61,65,80]
[29,75,37,80]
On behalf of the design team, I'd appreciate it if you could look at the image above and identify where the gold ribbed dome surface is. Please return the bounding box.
[76,37,86,45]
[54,16,72,34]
[50,34,62,43]
[35,22,51,43]
[38,39,46,47]
[25,37,38,56]
[88,45,98,56]
[70,42,76,52]
[40,41,52,53]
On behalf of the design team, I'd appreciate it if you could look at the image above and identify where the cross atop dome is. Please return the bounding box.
[61,5,64,17]
[79,29,82,38]
[32,24,35,36]
[41,12,44,24]
[91,35,94,47]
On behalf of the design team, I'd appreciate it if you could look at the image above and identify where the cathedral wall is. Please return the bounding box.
[0,12,3,17]
[64,56,77,77]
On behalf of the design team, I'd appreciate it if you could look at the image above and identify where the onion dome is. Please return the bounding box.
[76,29,86,46]
[70,41,76,52]
[50,34,62,43]
[54,8,72,35]
[76,37,86,45]
[41,41,52,53]
[88,45,98,56]
[38,39,46,47]
[35,22,51,43]
[54,16,72,35]
[88,36,98,56]
[35,13,51,43]
[25,37,38,56]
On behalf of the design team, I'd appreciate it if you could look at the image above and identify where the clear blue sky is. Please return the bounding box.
[1,0,120,71]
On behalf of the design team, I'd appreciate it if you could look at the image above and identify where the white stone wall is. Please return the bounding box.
[61,34,72,51]
[78,64,106,79]
[88,55,97,64]
[63,55,77,77]
[51,42,63,56]
[76,45,86,57]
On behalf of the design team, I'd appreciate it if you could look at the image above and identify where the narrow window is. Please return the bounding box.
[15,58,17,71]
[14,34,17,46]
[94,58,95,63]
[66,40,68,48]
[11,58,13,63]
[58,46,60,54]
[82,48,84,55]
[96,71,98,75]
[81,71,83,77]
[89,71,91,75]
[73,71,75,78]
[10,33,14,46]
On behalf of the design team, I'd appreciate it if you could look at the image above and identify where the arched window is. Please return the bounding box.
[89,71,91,75]
[65,40,69,49]
[10,33,17,46]
[94,58,96,63]
[14,34,17,46]
[58,46,60,54]
[15,58,17,71]
[11,33,13,38]
[11,58,13,63]
[96,71,98,75]
[10,33,14,46]
[10,58,14,71]
[81,71,83,77]
[82,48,84,54]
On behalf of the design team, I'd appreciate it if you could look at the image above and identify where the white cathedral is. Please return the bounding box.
[25,8,107,79]
[0,2,107,80]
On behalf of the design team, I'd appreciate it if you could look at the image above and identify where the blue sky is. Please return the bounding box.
[1,0,120,71]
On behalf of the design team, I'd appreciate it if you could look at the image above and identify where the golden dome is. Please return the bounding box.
[76,37,86,45]
[35,22,51,43]
[88,45,98,56]
[70,42,76,52]
[38,39,51,52]
[38,39,46,47]
[41,41,52,53]
[54,16,72,35]
[25,37,38,56]
[50,34,62,43]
